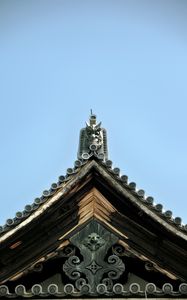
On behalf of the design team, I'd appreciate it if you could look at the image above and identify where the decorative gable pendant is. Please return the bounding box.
[62,220,125,296]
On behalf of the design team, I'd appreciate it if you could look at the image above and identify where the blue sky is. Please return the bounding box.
[0,0,187,225]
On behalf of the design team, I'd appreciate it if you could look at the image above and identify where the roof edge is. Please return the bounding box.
[0,157,187,243]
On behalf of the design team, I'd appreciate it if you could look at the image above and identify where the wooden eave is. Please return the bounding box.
[0,159,186,284]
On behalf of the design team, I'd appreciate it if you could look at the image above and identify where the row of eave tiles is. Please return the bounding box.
[0,156,187,236]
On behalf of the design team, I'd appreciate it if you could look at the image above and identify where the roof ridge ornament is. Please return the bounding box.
[78,112,108,161]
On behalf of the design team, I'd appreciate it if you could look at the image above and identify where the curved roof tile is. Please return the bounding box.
[0,154,187,237]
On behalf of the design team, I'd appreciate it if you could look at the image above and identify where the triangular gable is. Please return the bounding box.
[0,181,187,297]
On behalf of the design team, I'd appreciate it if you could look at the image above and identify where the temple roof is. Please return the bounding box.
[0,114,187,297]
[0,113,187,238]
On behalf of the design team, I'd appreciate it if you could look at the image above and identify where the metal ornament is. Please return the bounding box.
[78,112,108,161]
[62,221,125,295]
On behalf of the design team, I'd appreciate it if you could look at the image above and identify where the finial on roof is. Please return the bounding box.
[89,109,97,126]
[78,113,108,161]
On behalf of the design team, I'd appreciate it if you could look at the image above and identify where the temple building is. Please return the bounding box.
[0,113,187,298]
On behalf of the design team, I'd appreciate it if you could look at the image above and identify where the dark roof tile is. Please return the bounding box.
[0,155,186,236]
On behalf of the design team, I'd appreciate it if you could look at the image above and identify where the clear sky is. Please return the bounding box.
[0,0,187,225]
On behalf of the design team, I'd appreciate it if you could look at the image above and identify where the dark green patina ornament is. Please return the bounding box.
[63,221,125,295]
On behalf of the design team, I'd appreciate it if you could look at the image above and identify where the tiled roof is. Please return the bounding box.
[0,153,187,237]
